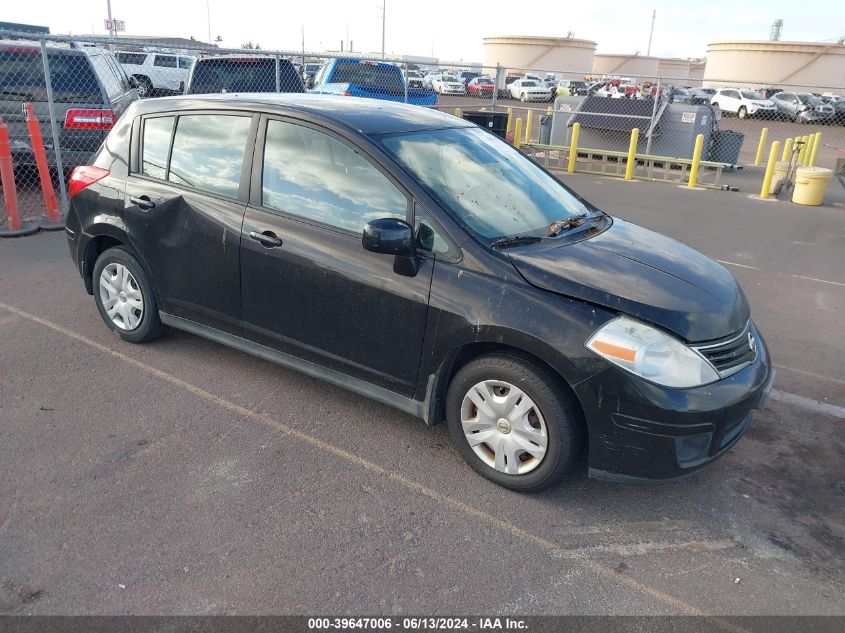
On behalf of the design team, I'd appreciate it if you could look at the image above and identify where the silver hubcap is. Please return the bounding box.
[99,263,143,331]
[460,380,548,475]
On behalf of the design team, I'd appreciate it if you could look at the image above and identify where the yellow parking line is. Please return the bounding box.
[0,300,749,630]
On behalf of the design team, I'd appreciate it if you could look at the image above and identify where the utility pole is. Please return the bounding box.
[646,9,656,56]
[206,0,212,44]
[106,0,115,42]
[381,0,386,59]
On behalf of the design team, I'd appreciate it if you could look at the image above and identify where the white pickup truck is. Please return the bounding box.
[116,51,194,96]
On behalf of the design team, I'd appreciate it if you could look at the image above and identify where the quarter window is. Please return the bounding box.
[154,55,177,68]
[261,120,407,232]
[168,115,251,197]
[141,116,174,180]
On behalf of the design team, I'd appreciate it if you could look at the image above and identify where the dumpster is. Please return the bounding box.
[462,111,509,139]
[538,115,552,145]
[792,167,833,206]
[710,130,744,165]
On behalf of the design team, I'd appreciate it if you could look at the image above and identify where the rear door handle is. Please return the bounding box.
[129,195,155,210]
[249,230,283,248]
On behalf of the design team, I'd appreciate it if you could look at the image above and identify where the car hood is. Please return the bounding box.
[507,218,749,342]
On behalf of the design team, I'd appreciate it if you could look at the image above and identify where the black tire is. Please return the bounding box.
[92,247,166,344]
[738,106,747,119]
[445,352,583,493]
[135,75,153,97]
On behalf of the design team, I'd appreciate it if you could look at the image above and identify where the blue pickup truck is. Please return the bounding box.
[310,58,437,106]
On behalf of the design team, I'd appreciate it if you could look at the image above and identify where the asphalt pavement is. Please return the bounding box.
[0,176,843,618]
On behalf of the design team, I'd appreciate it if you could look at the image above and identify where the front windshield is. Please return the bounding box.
[378,127,591,239]
[442,75,458,82]
[798,93,822,105]
[522,81,537,87]
[477,78,493,85]
[741,90,765,100]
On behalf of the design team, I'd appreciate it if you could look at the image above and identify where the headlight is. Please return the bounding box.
[586,316,720,388]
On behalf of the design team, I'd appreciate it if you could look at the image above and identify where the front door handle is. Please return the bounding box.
[129,195,155,210]
[249,230,283,248]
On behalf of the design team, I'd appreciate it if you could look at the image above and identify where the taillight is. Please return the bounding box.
[343,90,352,96]
[68,165,109,198]
[64,109,116,130]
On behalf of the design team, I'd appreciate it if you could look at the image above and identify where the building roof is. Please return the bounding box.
[136,93,474,135]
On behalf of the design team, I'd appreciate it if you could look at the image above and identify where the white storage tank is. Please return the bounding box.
[704,40,845,92]
[482,35,597,79]
[592,54,659,81]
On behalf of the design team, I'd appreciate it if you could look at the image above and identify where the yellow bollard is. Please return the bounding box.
[454,107,462,118]
[809,132,822,167]
[513,117,523,149]
[781,137,793,162]
[525,109,533,144]
[547,106,552,115]
[797,135,808,163]
[759,140,781,199]
[754,127,769,166]
[624,128,640,180]
[567,122,580,173]
[688,133,705,188]
[803,133,815,166]
[506,107,513,134]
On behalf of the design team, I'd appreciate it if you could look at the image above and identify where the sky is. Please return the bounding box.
[5,0,844,62]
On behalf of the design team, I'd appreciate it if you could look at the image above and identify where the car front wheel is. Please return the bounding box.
[445,353,583,492]
[93,247,166,344]
[738,106,748,119]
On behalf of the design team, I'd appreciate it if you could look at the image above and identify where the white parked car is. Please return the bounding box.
[429,74,466,95]
[710,88,776,119]
[509,79,551,102]
[116,51,194,96]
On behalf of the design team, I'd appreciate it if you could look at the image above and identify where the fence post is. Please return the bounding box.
[625,128,640,180]
[688,133,705,188]
[644,77,661,157]
[403,63,409,104]
[567,122,580,173]
[781,137,793,162]
[492,64,500,110]
[760,141,781,199]
[513,118,523,149]
[809,132,821,167]
[274,54,281,92]
[40,40,68,219]
[754,127,769,166]
[525,109,533,144]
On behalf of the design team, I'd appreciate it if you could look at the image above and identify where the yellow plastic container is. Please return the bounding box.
[769,161,790,194]
[792,167,833,206]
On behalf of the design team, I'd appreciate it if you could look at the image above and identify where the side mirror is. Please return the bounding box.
[362,218,415,257]
[362,218,419,277]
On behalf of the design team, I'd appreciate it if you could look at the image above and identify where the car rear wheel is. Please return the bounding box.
[738,106,748,119]
[445,353,583,492]
[134,75,152,97]
[520,93,527,102]
[93,247,165,344]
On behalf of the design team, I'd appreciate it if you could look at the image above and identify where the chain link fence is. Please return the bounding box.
[2,29,844,230]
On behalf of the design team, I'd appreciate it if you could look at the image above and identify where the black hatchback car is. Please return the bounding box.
[65,94,773,492]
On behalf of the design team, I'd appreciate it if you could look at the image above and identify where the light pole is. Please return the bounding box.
[646,9,656,56]
[106,0,115,42]
[206,0,212,44]
[381,0,386,59]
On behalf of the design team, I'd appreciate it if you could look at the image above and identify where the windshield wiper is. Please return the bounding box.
[546,213,590,236]
[490,235,543,250]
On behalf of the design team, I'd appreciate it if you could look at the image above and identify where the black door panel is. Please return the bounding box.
[241,209,432,394]
[125,178,246,333]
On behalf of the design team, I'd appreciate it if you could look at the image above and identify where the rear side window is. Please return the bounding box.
[117,52,147,65]
[331,61,403,89]
[261,119,406,232]
[154,55,177,68]
[0,49,101,103]
[89,54,121,100]
[142,116,174,179]
[188,58,303,94]
[178,57,193,69]
[168,114,251,197]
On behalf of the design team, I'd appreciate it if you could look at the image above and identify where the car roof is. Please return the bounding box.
[135,93,474,135]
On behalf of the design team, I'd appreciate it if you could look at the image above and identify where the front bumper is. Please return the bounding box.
[574,324,774,482]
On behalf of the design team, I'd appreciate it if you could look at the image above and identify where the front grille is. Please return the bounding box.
[695,322,757,378]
